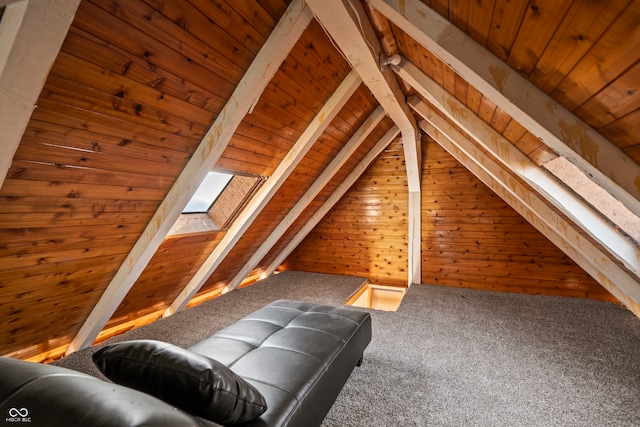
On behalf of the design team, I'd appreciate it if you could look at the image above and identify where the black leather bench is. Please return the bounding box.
[0,300,372,427]
[189,299,372,426]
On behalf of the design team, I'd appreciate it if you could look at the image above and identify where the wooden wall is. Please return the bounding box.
[1,0,632,362]
[257,117,397,277]
[285,135,617,302]
[0,0,294,361]
[194,85,385,297]
[284,138,409,286]
[87,22,386,342]
[420,139,616,301]
[86,17,381,341]
[102,230,225,337]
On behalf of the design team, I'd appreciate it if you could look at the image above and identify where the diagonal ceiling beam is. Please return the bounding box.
[164,70,363,316]
[0,0,80,187]
[307,0,421,284]
[403,56,640,315]
[370,0,640,218]
[65,0,314,355]
[262,125,401,278]
[418,111,640,317]
[400,59,639,283]
[225,105,387,291]
[306,0,420,191]
[0,0,24,6]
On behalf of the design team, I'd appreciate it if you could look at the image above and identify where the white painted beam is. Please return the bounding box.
[370,0,640,218]
[306,0,420,192]
[407,189,421,286]
[65,0,314,354]
[419,112,640,317]
[307,0,422,284]
[164,70,363,316]
[414,93,640,280]
[225,105,387,291]
[262,125,401,279]
[0,0,26,8]
[0,0,80,187]
[401,61,640,283]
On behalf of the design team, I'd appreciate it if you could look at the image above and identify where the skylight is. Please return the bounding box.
[183,172,232,214]
[169,172,264,236]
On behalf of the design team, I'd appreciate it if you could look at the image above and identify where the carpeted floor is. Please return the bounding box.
[55,271,640,426]
[54,271,368,379]
[324,283,640,427]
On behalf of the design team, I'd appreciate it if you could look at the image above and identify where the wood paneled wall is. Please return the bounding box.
[258,118,397,275]
[195,86,386,297]
[0,0,292,361]
[2,0,632,362]
[90,26,380,338]
[285,135,616,302]
[284,139,409,286]
[421,138,616,301]
[104,231,225,333]
[82,15,363,340]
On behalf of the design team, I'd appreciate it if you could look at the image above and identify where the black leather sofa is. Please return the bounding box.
[0,300,372,427]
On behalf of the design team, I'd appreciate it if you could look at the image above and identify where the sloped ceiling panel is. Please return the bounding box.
[0,0,299,360]
[1,0,639,362]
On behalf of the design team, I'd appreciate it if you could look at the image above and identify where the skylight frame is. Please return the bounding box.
[168,171,264,236]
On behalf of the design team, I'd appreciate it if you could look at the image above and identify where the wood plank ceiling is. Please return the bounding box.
[0,0,638,361]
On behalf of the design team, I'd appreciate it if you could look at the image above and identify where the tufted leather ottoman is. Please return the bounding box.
[188,300,372,427]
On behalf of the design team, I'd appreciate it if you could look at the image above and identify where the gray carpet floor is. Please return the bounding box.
[55,271,640,426]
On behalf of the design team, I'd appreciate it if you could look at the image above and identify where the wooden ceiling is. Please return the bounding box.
[399,0,639,159]
[0,0,638,361]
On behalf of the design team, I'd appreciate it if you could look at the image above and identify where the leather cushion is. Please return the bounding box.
[93,340,267,424]
[0,356,203,427]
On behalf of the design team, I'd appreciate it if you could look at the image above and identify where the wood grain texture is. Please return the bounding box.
[104,231,225,331]
[420,138,616,301]
[284,136,616,302]
[1,0,637,361]
[0,0,291,361]
[284,139,410,286]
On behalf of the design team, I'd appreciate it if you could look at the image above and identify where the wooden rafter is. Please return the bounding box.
[307,0,419,191]
[262,126,401,278]
[0,0,24,6]
[400,59,640,279]
[403,64,640,315]
[0,0,80,186]
[164,70,363,316]
[307,0,421,284]
[65,0,314,355]
[419,112,640,317]
[226,105,387,291]
[370,0,640,218]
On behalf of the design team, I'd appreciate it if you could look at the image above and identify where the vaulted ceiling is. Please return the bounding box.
[1,0,638,361]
